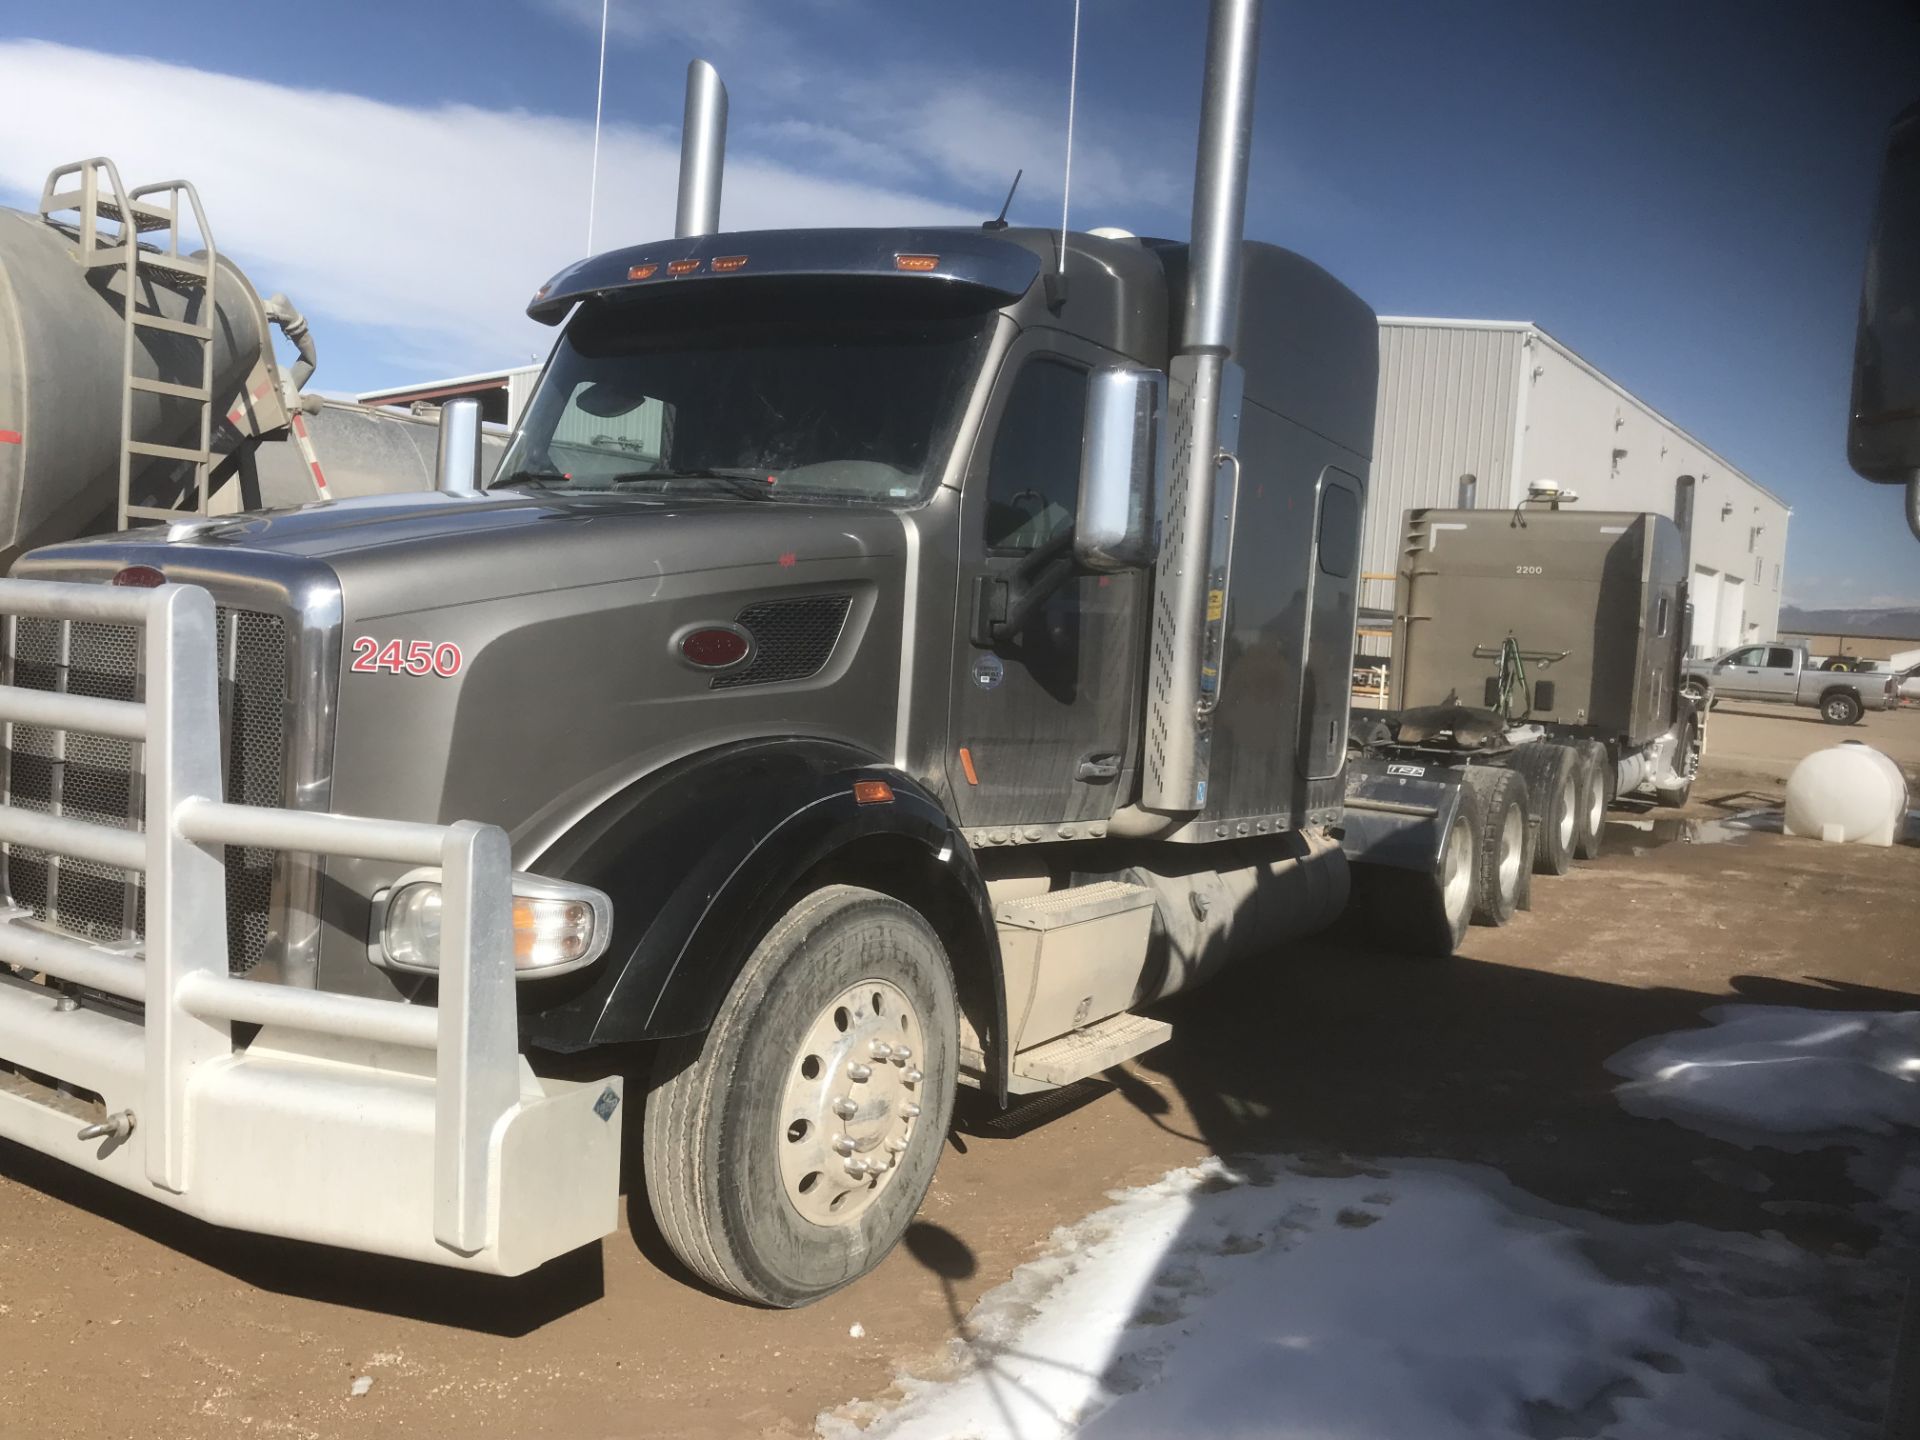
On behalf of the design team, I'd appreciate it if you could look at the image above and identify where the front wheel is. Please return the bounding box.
[1821,690,1863,726]
[642,885,958,1307]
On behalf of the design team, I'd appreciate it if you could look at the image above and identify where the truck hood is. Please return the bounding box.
[20,490,906,616]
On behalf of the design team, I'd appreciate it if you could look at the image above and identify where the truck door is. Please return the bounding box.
[1714,644,1767,699]
[1753,646,1800,701]
[946,334,1144,829]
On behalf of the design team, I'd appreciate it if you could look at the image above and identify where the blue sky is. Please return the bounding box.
[0,0,1915,606]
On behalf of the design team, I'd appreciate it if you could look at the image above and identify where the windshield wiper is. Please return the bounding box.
[611,468,779,499]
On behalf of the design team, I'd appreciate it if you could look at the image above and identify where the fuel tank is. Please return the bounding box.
[0,205,273,561]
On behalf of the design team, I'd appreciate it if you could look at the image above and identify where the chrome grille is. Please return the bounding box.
[1,606,289,972]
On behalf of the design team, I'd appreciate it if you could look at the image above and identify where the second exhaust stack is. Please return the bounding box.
[675,60,728,238]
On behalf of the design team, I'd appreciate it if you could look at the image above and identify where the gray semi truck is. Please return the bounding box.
[0,0,1399,1306]
[1342,501,1703,954]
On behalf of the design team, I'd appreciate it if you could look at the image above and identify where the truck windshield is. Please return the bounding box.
[495,279,998,505]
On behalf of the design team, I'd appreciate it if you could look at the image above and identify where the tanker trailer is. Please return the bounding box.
[1,156,478,553]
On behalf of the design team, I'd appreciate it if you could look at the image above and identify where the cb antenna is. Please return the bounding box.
[984,169,1023,230]
[1058,0,1081,274]
[585,0,610,254]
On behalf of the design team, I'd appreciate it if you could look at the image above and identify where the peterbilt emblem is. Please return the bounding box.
[673,622,755,671]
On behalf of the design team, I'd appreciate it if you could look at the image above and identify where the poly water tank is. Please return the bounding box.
[1783,741,1911,846]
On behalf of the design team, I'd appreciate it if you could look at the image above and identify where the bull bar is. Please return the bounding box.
[0,578,621,1275]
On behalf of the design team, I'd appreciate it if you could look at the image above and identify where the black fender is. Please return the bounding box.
[1340,753,1473,876]
[519,737,1007,1096]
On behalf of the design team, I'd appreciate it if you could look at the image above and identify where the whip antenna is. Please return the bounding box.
[1058,0,1081,273]
[586,0,610,253]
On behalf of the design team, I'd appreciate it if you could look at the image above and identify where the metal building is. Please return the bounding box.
[1366,319,1791,659]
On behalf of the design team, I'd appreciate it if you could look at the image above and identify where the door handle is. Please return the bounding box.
[1076,752,1121,783]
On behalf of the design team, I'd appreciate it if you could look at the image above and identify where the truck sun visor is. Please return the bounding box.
[527,228,1042,323]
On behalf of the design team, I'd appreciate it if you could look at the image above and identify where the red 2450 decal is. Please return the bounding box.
[350,636,464,678]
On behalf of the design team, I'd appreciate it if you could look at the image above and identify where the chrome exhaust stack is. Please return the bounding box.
[1139,0,1264,816]
[675,59,729,239]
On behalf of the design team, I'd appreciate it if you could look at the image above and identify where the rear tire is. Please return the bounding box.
[1820,690,1863,726]
[642,885,958,1307]
[1356,791,1480,957]
[1463,766,1528,927]
[1505,742,1578,876]
[1572,738,1610,860]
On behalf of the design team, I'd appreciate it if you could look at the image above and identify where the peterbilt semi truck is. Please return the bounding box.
[1341,501,1704,954]
[0,0,1391,1306]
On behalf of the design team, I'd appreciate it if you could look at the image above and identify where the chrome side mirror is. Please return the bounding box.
[435,397,484,496]
[1075,366,1167,573]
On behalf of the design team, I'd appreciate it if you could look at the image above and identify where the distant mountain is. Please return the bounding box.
[1779,605,1920,640]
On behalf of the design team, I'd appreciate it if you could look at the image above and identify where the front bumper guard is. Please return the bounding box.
[0,579,620,1275]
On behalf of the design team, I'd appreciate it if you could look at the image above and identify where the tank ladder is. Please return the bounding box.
[39,159,220,527]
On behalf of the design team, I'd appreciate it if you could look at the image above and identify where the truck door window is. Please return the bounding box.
[1765,646,1796,669]
[984,359,1089,554]
[1317,483,1361,577]
[1725,646,1764,666]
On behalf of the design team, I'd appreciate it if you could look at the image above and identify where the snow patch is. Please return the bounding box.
[821,1157,1855,1439]
[1606,1006,1920,1147]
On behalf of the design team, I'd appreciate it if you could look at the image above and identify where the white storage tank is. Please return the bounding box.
[1783,741,1911,846]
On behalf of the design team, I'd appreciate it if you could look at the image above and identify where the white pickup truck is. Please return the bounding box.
[1682,641,1899,724]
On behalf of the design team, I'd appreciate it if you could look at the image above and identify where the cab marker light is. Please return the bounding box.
[853,779,894,806]
[894,254,939,272]
[628,263,659,280]
[666,258,703,276]
[711,255,749,272]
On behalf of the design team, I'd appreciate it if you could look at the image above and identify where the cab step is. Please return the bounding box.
[1008,1011,1172,1094]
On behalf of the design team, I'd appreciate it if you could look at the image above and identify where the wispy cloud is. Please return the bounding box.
[0,40,975,380]
[539,0,1192,228]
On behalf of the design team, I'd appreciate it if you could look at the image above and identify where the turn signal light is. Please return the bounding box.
[894,254,939,272]
[667,258,703,276]
[110,565,166,588]
[852,780,894,806]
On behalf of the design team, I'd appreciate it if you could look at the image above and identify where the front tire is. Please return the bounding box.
[642,885,958,1307]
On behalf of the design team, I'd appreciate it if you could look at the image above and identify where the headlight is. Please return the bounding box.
[375,872,612,978]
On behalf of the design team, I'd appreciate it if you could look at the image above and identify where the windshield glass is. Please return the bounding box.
[495,279,998,505]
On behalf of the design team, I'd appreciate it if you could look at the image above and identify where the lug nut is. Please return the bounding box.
[892,1044,912,1062]
[904,1068,923,1086]
[844,1158,869,1178]
[847,1062,873,1083]
[902,1102,922,1120]
[886,1137,908,1153]
[832,1134,856,1156]
[870,1040,893,1060]
[832,1097,858,1120]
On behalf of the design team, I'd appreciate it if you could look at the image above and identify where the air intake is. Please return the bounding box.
[713,594,851,689]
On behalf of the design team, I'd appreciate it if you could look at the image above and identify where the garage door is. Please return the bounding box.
[1717,575,1745,652]
[1690,566,1718,658]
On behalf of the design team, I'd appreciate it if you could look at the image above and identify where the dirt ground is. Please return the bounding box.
[2,709,1916,1440]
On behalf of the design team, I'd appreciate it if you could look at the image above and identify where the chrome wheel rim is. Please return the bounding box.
[777,978,924,1228]
[1586,770,1605,835]
[1497,801,1524,897]
[1442,814,1474,925]
[1825,698,1850,722]
[1555,774,1577,850]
